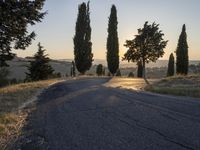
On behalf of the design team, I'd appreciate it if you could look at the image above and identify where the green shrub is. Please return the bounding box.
[128,72,134,78]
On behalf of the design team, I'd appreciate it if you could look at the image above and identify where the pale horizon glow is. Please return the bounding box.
[14,0,200,60]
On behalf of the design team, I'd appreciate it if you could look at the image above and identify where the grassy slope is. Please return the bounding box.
[145,74,200,98]
[0,79,61,150]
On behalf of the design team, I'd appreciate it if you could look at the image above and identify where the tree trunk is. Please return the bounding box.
[142,59,149,84]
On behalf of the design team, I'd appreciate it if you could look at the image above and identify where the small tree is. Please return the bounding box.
[137,60,143,78]
[116,69,121,76]
[74,2,93,74]
[0,0,46,67]
[26,43,54,81]
[96,64,103,76]
[176,24,189,75]
[70,61,76,77]
[167,53,175,77]
[123,22,168,83]
[102,68,106,76]
[106,5,119,75]
[128,72,134,78]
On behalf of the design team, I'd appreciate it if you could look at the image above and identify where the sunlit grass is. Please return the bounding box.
[146,74,200,98]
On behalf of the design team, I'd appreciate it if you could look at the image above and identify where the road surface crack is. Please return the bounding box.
[118,118,196,150]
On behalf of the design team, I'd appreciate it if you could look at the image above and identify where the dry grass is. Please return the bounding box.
[0,113,27,150]
[145,74,200,98]
[0,79,60,113]
[0,79,62,149]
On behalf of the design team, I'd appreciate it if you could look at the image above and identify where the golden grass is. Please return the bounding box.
[0,79,60,113]
[0,79,62,149]
[145,74,200,98]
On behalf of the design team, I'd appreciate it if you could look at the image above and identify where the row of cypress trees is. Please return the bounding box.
[74,2,119,76]
[167,24,189,77]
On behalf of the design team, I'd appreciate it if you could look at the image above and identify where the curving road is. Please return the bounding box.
[17,77,200,150]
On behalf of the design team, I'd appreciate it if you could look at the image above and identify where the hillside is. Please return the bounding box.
[6,57,200,80]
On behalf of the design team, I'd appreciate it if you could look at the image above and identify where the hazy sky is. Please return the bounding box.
[14,0,200,60]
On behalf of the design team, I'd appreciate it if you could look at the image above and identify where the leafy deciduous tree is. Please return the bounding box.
[123,22,168,82]
[0,0,46,67]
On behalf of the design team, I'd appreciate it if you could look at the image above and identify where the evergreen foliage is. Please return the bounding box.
[128,72,134,78]
[0,0,46,67]
[123,21,168,81]
[74,2,93,74]
[167,53,175,77]
[106,5,119,76]
[96,64,103,76]
[26,43,54,81]
[70,61,76,77]
[176,24,189,75]
[137,60,143,78]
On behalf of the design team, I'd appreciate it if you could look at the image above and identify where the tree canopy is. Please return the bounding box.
[123,21,168,79]
[0,0,46,67]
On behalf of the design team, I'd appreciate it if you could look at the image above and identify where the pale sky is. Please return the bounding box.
[14,0,200,60]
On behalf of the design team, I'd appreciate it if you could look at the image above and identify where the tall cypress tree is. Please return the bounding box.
[176,24,189,75]
[26,43,54,81]
[167,53,175,77]
[106,5,119,76]
[74,2,93,74]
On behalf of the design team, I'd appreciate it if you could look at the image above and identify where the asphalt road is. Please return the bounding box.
[17,77,200,150]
